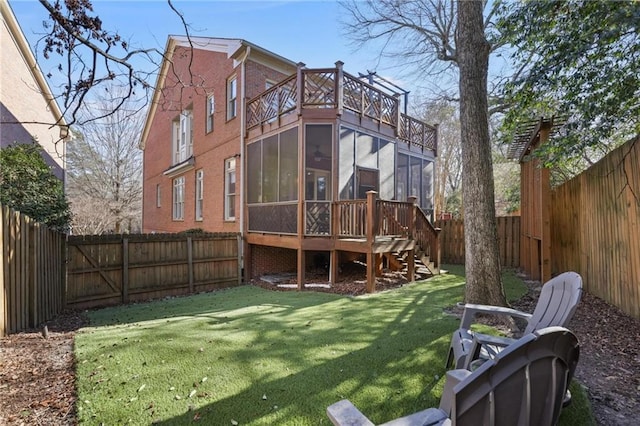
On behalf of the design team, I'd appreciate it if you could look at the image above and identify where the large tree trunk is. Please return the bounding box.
[457,1,506,306]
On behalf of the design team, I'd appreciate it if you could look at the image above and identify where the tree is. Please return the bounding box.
[457,1,505,305]
[498,1,640,171]
[342,0,506,305]
[1,1,195,136]
[418,100,462,218]
[34,0,157,126]
[0,143,71,231]
[66,90,143,234]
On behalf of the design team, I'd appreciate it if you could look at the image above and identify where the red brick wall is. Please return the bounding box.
[142,46,291,234]
[250,245,297,277]
[244,61,293,99]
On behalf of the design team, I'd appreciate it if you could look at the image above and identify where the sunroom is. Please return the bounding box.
[244,62,440,290]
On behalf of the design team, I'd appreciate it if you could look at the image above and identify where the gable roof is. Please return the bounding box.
[139,36,297,149]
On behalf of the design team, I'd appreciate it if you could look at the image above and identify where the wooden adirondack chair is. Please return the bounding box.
[446,271,582,370]
[327,326,580,426]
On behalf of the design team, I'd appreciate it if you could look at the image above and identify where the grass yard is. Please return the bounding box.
[74,266,593,425]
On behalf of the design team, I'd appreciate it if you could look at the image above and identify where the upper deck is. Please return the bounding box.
[246,62,438,154]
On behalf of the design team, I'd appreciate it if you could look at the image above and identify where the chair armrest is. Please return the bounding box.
[328,400,450,426]
[380,408,450,426]
[472,332,516,347]
[439,369,473,415]
[459,303,533,329]
[464,332,516,369]
[327,400,375,426]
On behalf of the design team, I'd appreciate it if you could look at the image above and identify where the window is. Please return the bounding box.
[224,158,236,220]
[206,95,215,133]
[227,77,237,119]
[173,109,193,164]
[195,169,204,221]
[246,127,298,204]
[173,176,185,220]
[156,184,161,207]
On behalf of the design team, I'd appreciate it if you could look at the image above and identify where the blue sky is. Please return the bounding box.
[10,1,413,90]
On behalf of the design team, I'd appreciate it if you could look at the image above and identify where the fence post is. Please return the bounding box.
[122,237,129,304]
[435,227,442,271]
[237,234,242,286]
[28,220,36,329]
[61,233,67,310]
[0,205,6,336]
[187,237,194,293]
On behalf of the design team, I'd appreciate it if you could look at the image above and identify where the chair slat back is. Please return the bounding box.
[451,327,579,426]
[524,272,583,334]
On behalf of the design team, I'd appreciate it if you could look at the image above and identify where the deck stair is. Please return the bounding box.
[384,249,437,281]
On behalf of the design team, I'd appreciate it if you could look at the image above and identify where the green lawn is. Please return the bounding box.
[75,266,593,425]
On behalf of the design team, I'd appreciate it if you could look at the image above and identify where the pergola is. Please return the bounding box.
[507,116,565,283]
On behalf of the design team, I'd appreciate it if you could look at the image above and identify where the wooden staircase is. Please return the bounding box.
[383,204,441,281]
[384,248,438,281]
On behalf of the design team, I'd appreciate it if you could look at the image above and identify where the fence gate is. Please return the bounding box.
[66,235,124,307]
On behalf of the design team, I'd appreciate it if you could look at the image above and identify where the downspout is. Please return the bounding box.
[239,45,251,277]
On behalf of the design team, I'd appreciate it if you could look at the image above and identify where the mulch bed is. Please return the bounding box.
[509,280,640,426]
[1,272,638,425]
[0,310,87,425]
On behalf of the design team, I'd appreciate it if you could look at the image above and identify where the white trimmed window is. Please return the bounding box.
[206,95,215,133]
[195,169,204,221]
[224,158,236,220]
[173,176,185,220]
[173,110,193,164]
[156,184,161,207]
[227,77,237,120]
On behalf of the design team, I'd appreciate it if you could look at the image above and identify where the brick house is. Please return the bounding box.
[141,36,440,291]
[0,0,68,180]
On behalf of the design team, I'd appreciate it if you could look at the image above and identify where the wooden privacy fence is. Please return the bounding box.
[551,136,640,319]
[67,233,242,310]
[435,216,521,268]
[1,205,65,336]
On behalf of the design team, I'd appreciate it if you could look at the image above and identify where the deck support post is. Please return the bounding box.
[297,248,305,290]
[375,254,383,277]
[366,251,375,293]
[407,249,415,282]
[330,250,338,284]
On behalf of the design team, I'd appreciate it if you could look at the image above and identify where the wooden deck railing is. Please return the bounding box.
[331,194,436,250]
[414,205,441,269]
[246,64,437,151]
[376,199,411,238]
[333,200,367,237]
[342,72,398,126]
[301,68,338,109]
[399,113,438,152]
[246,74,297,128]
